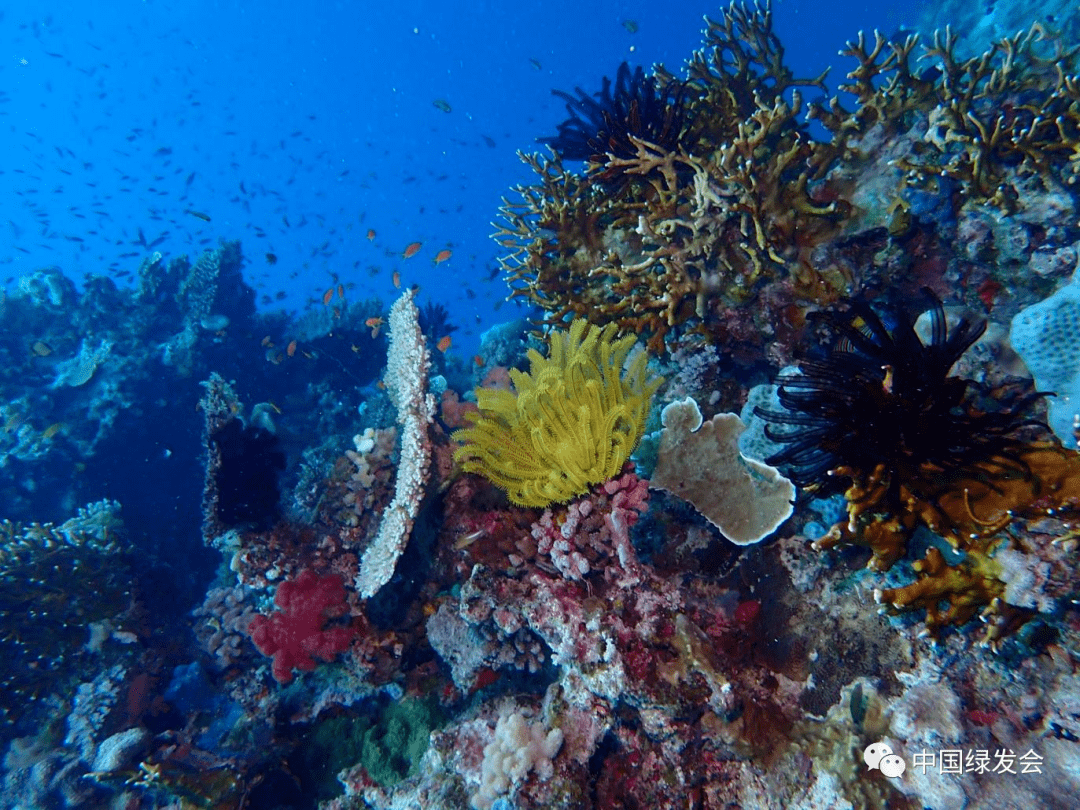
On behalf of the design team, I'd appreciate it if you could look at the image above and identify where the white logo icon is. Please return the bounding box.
[864,742,906,778]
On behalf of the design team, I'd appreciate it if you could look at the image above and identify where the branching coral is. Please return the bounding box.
[812,23,1080,207]
[452,320,660,507]
[495,2,847,355]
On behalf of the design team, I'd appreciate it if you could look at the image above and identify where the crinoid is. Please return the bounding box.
[755,290,1053,568]
[540,62,691,167]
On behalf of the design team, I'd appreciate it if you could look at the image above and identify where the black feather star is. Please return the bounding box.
[755,291,1048,506]
[540,62,691,165]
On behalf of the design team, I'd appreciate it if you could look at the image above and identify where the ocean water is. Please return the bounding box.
[3,1,1080,808]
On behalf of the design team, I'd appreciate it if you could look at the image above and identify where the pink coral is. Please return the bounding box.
[247,570,356,684]
[531,469,649,586]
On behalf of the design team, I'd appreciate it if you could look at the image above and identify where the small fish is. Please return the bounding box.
[337,284,345,299]
[392,271,401,289]
[622,19,639,34]
[402,241,422,259]
[366,228,376,241]
[260,335,273,347]
[185,209,211,222]
[437,335,452,353]
[365,316,384,338]
[265,252,277,265]
[528,58,542,71]
[31,340,53,356]
[433,248,452,265]
[473,354,485,367]
[268,401,282,414]
[41,422,63,440]
[432,99,452,113]
[322,288,334,305]
[286,340,297,357]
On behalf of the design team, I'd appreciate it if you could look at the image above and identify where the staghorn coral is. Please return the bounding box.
[494,1,848,356]
[452,319,660,507]
[812,22,1080,209]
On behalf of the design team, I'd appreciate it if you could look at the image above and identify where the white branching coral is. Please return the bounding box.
[355,289,436,597]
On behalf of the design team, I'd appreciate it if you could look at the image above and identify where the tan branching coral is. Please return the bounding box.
[813,23,1080,207]
[494,1,848,355]
[815,443,1080,640]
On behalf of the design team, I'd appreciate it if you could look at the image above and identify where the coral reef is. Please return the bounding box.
[496,1,845,355]
[757,292,1080,639]
[247,571,357,684]
[6,4,1080,810]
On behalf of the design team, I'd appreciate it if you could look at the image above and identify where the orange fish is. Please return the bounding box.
[260,335,273,347]
[437,335,452,353]
[402,241,422,259]
[365,316,384,338]
[322,288,334,306]
[473,354,485,367]
[286,340,297,357]
[337,284,345,299]
[366,229,376,241]
[392,271,401,289]
[433,249,452,265]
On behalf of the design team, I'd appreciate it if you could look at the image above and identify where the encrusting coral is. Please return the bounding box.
[453,319,660,507]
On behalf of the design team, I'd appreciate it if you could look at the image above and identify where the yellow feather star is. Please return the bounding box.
[452,319,661,507]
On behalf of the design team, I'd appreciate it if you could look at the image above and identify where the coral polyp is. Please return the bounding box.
[541,62,692,168]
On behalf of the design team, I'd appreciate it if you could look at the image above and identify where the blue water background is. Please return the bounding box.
[2,0,927,356]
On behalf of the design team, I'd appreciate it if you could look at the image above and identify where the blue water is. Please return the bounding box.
[2,0,925,355]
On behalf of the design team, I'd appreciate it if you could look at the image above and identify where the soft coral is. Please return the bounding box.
[247,570,356,684]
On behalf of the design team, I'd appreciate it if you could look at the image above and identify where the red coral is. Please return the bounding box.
[247,570,356,684]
